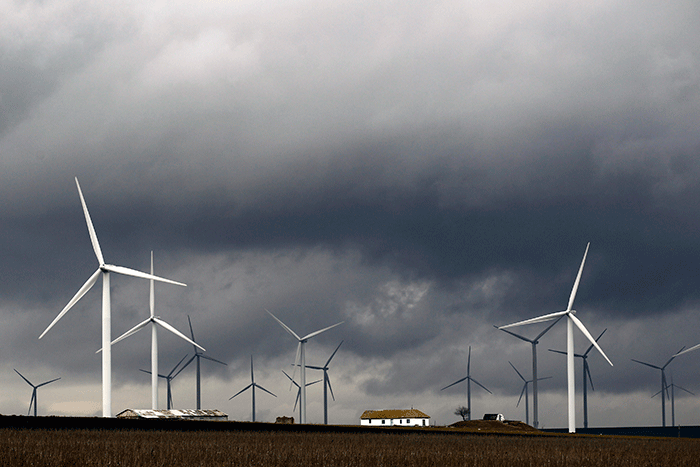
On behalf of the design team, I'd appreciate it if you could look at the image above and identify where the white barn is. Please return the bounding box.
[360,408,430,427]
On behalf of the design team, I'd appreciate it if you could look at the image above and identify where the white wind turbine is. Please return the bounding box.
[441,346,492,421]
[229,355,277,422]
[266,309,343,424]
[107,251,203,409]
[494,316,561,429]
[14,369,60,417]
[497,243,613,433]
[39,177,186,417]
[303,341,343,425]
[282,370,323,422]
[508,362,551,427]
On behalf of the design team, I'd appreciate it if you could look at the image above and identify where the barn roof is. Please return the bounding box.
[116,409,228,419]
[360,409,430,419]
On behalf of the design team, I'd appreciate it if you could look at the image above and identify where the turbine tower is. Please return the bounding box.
[266,309,343,424]
[107,252,203,409]
[494,316,561,429]
[39,177,186,417]
[549,328,607,428]
[14,369,60,417]
[282,370,322,422]
[179,315,227,409]
[632,347,684,427]
[441,346,492,421]
[497,243,613,433]
[141,354,190,410]
[229,355,276,422]
[508,362,551,426]
[303,341,343,425]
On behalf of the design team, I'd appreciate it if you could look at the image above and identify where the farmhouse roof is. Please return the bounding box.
[360,409,430,420]
[116,409,228,420]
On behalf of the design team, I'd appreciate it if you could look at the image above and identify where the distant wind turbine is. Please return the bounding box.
[632,347,684,427]
[141,354,190,410]
[300,341,343,425]
[14,369,60,417]
[497,243,613,433]
[178,315,227,409]
[106,251,203,410]
[508,362,551,426]
[39,177,186,417]
[282,370,322,422]
[651,375,694,428]
[266,309,343,424]
[549,328,607,428]
[229,355,276,422]
[441,346,492,421]
[494,316,561,429]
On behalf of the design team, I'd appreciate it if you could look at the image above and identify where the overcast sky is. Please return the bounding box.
[1,0,699,428]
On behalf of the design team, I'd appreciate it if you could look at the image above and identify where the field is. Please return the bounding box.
[2,426,700,467]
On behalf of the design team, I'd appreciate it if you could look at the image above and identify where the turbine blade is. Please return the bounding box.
[282,370,300,388]
[199,354,227,366]
[36,377,61,388]
[229,384,253,400]
[255,383,277,398]
[301,321,344,341]
[467,346,471,375]
[40,268,101,339]
[325,341,344,367]
[631,359,662,370]
[149,251,155,318]
[675,344,700,358]
[570,314,613,366]
[170,354,191,378]
[14,369,33,386]
[290,342,301,390]
[663,346,686,368]
[517,384,526,407]
[509,361,526,382]
[494,325,532,343]
[154,317,205,351]
[583,328,607,357]
[307,379,322,386]
[327,375,336,402]
[534,315,565,341]
[585,363,595,391]
[103,317,151,351]
[187,315,197,346]
[75,177,105,266]
[548,349,567,356]
[469,376,492,394]
[567,242,590,311]
[441,376,468,391]
[265,309,301,340]
[29,391,36,416]
[676,385,695,396]
[102,264,186,287]
[498,310,569,330]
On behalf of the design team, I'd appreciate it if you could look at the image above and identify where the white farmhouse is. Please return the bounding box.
[360,408,430,427]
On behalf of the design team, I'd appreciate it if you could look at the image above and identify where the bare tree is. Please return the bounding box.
[454,406,470,421]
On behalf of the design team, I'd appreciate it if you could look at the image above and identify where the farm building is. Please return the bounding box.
[116,409,228,421]
[360,409,430,427]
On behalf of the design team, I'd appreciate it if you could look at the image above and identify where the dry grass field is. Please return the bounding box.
[2,427,700,467]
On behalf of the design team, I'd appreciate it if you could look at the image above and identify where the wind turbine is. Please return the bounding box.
[14,369,60,417]
[266,309,343,424]
[632,346,684,427]
[39,177,186,417]
[652,375,694,428]
[178,315,227,409]
[140,354,190,410]
[441,346,492,421]
[282,370,322,422]
[303,341,343,425]
[497,243,613,433]
[494,316,561,429]
[549,328,607,428]
[229,355,277,422]
[105,251,203,410]
[508,362,551,426]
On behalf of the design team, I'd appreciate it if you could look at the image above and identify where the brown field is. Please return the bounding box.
[2,426,700,467]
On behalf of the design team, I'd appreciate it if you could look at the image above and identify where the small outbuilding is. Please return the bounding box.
[116,409,228,421]
[360,408,430,427]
